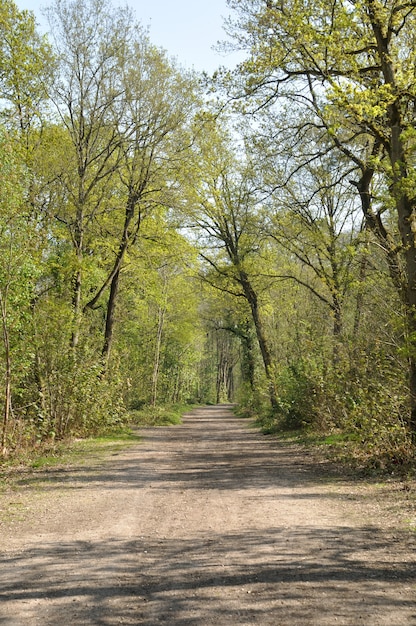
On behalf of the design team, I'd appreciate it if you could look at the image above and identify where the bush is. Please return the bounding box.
[255,360,325,433]
[254,351,415,474]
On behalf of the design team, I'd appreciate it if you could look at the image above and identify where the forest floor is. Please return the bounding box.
[0,404,415,625]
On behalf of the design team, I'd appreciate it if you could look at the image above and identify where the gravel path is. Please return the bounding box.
[0,404,415,625]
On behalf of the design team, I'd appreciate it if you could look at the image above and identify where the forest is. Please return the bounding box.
[0,0,415,471]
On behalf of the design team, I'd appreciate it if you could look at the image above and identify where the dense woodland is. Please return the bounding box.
[0,0,416,469]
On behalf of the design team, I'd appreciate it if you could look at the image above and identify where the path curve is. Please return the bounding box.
[0,405,415,625]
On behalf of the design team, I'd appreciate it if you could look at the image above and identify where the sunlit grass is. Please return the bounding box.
[30,430,142,469]
[129,403,197,427]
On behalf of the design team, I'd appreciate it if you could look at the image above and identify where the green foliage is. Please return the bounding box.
[256,359,325,433]
[227,0,416,438]
[0,429,140,470]
[129,403,194,427]
[0,128,42,452]
[34,347,127,440]
[1,0,416,478]
[254,346,414,473]
[0,0,52,138]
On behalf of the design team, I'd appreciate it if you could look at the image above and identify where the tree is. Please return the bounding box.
[266,157,362,361]
[0,130,39,454]
[0,2,51,453]
[85,39,197,364]
[45,0,133,349]
[184,116,278,409]
[225,0,416,437]
[114,224,203,408]
[0,0,52,149]
[45,0,197,363]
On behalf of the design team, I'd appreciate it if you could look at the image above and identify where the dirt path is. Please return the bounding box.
[0,405,415,625]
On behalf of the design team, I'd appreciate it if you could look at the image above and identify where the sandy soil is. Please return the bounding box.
[0,404,415,625]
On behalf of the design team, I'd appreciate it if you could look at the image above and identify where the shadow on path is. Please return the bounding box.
[1,405,415,625]
[1,526,415,625]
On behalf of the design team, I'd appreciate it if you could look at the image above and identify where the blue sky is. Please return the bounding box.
[15,0,242,73]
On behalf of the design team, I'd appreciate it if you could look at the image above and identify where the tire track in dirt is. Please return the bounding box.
[0,405,415,625]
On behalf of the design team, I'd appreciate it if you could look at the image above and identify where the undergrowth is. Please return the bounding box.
[265,425,414,477]
[0,429,140,475]
[243,358,416,477]
[129,403,196,426]
[1,403,196,472]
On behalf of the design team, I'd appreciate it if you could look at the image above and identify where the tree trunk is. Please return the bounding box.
[71,206,84,350]
[71,265,82,349]
[84,192,138,313]
[241,324,256,391]
[216,350,224,404]
[366,5,416,439]
[398,196,416,440]
[239,270,278,409]
[353,244,370,339]
[390,135,416,440]
[353,165,407,301]
[226,362,234,402]
[151,305,165,407]
[331,293,343,365]
[90,193,141,369]
[0,294,11,455]
[102,267,120,364]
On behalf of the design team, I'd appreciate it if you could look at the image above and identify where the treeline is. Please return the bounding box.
[200,0,416,468]
[0,0,213,454]
[1,0,416,470]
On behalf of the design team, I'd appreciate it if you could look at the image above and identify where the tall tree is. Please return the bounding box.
[266,158,361,360]
[226,0,416,437]
[0,1,52,452]
[0,0,52,149]
[86,40,197,364]
[45,0,132,348]
[0,130,39,454]
[185,117,278,408]
[114,225,203,408]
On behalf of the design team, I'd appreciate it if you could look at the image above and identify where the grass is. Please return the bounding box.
[1,403,197,474]
[129,403,196,427]
[0,429,142,475]
[31,430,142,470]
[259,423,415,478]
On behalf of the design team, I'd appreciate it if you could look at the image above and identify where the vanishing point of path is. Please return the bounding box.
[0,405,415,625]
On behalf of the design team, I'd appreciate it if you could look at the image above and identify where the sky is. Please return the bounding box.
[15,0,243,74]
